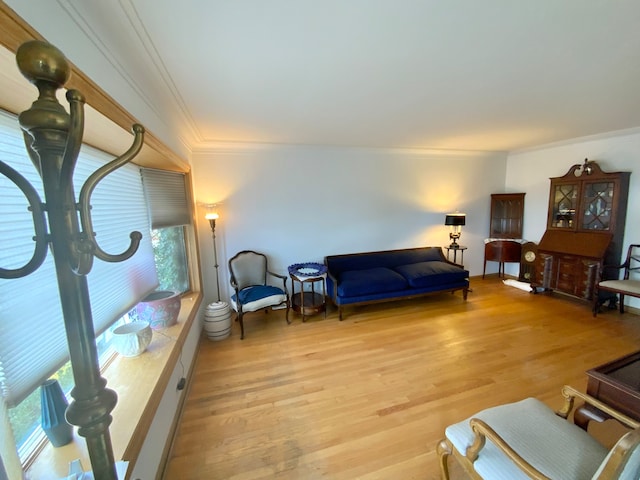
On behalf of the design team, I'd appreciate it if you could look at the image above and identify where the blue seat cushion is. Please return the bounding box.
[233,285,285,304]
[394,261,467,288]
[338,267,408,297]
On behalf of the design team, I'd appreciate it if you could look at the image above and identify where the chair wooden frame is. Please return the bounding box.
[437,385,640,480]
[593,244,640,316]
[228,250,290,339]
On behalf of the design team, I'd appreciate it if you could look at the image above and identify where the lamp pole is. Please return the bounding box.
[206,210,220,302]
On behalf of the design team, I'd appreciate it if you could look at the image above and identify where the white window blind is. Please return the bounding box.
[140,168,191,228]
[0,110,158,407]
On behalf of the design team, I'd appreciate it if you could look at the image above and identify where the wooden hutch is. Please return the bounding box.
[531,160,630,300]
[483,193,526,278]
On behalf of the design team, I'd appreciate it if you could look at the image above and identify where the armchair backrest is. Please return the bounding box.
[622,244,640,280]
[229,250,268,291]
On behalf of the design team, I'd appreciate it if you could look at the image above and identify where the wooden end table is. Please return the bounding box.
[574,350,640,430]
[288,263,327,322]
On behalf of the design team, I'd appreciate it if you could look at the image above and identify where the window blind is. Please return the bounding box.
[0,110,158,407]
[140,168,191,229]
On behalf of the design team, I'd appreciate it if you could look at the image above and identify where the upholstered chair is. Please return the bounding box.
[593,244,640,316]
[437,385,640,480]
[228,250,290,339]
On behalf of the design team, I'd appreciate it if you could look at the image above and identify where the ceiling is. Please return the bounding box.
[7,1,640,153]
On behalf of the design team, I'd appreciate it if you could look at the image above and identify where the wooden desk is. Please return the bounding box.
[574,350,640,429]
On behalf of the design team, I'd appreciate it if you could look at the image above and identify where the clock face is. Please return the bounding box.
[524,250,536,262]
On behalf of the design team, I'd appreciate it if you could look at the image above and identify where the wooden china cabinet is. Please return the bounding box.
[531,160,630,300]
[483,193,525,278]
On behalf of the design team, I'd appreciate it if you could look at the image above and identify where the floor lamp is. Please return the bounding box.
[205,205,221,301]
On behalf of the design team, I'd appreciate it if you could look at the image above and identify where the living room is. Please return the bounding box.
[1,2,640,479]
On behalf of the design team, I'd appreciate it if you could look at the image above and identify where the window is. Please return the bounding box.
[141,167,193,294]
[7,221,191,464]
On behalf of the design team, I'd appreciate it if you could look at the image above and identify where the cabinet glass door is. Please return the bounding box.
[550,183,578,228]
[581,181,614,231]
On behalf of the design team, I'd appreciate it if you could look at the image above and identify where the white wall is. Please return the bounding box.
[192,143,507,304]
[505,129,640,308]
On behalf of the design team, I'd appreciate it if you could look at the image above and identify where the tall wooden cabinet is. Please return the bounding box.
[483,193,525,278]
[532,160,630,300]
[489,193,525,238]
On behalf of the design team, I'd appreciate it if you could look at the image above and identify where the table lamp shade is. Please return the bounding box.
[445,213,466,226]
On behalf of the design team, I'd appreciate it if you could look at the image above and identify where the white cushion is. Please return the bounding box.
[599,279,640,296]
[445,397,608,480]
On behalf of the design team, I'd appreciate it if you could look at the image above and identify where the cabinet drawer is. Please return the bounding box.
[558,261,577,275]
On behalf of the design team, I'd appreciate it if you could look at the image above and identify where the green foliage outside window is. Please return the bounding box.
[151,227,189,293]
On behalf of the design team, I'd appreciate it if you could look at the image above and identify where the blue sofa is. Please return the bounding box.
[325,247,469,320]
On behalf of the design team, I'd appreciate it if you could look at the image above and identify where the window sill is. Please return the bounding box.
[25,291,203,479]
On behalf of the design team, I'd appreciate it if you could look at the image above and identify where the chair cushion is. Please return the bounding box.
[337,267,408,297]
[599,279,640,296]
[445,397,608,480]
[230,285,287,313]
[393,261,467,288]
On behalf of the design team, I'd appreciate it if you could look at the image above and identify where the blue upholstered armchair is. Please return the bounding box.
[228,250,290,339]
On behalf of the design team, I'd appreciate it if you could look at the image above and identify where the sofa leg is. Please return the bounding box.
[463,288,468,300]
[339,306,343,321]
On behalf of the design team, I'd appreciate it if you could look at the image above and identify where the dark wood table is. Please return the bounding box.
[574,350,640,430]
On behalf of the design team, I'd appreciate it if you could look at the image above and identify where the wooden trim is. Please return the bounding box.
[0,1,189,172]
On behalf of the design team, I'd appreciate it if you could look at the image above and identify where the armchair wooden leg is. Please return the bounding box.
[436,438,453,480]
[238,311,245,340]
[285,300,290,325]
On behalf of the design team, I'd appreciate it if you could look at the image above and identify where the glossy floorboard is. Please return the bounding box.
[164,277,640,479]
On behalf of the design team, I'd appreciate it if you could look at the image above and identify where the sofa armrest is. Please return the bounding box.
[326,270,339,300]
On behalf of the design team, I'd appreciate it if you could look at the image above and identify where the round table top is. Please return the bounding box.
[288,262,327,279]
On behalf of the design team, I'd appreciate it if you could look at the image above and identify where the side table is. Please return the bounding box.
[288,263,327,322]
[444,245,467,266]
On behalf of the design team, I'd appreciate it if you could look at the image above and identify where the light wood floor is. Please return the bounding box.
[164,277,640,479]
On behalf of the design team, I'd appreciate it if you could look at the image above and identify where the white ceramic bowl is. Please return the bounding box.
[112,321,152,357]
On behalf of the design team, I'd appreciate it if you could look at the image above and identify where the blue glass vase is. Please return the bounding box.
[40,379,73,447]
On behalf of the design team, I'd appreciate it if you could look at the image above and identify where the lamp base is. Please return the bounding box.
[449,232,461,249]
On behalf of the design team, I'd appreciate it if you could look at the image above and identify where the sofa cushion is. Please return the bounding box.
[338,267,408,297]
[394,261,467,288]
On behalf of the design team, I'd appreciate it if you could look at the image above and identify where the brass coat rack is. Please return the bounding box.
[0,41,145,479]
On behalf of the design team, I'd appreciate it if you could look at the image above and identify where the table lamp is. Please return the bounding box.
[445,213,466,248]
